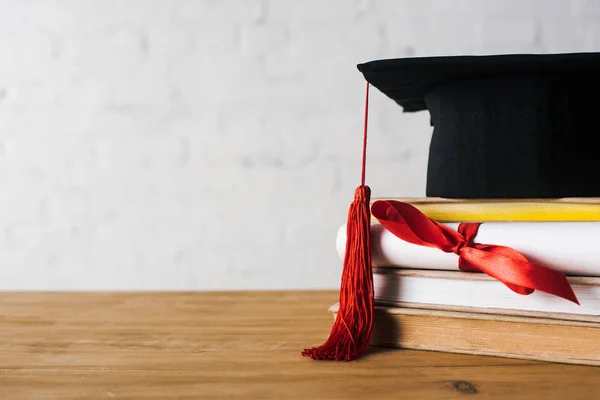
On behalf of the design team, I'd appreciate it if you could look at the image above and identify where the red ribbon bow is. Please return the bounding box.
[371,200,580,305]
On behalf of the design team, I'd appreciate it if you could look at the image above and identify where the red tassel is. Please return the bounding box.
[302,185,373,361]
[302,81,373,361]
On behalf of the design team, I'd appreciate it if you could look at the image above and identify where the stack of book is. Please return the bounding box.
[333,197,600,366]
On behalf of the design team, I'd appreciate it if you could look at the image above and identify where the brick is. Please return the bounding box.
[238,23,290,57]
[477,19,539,53]
[370,0,458,17]
[149,24,241,58]
[571,0,600,18]
[267,0,369,21]
[286,19,380,57]
[541,21,587,52]
[582,24,600,50]
[481,0,572,17]
[172,0,265,24]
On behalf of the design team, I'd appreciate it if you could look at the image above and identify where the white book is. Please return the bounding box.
[373,268,600,317]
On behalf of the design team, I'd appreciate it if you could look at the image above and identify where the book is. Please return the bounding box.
[372,268,600,318]
[370,197,600,222]
[329,303,600,366]
[370,299,600,324]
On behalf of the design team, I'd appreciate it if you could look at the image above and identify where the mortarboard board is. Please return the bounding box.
[358,53,600,199]
[302,53,598,362]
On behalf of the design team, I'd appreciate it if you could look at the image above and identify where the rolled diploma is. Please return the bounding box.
[336,222,600,276]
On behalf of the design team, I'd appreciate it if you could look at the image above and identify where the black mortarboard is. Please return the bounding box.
[357,53,600,199]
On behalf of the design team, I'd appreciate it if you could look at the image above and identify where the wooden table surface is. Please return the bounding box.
[0,291,599,399]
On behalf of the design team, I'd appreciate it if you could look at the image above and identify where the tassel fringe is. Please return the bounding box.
[302,185,373,361]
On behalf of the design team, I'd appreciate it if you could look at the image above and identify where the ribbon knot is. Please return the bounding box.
[452,222,480,255]
[370,200,580,305]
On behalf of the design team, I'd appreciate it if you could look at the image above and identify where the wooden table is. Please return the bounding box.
[0,291,598,399]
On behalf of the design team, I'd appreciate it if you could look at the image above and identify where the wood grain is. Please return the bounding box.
[0,291,598,399]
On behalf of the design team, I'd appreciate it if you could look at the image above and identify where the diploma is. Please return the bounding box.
[336,221,600,276]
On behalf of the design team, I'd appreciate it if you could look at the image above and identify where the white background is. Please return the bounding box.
[0,0,597,290]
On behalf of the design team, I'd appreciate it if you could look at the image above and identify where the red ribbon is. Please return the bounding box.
[371,200,580,305]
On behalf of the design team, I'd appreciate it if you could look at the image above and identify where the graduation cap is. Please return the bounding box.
[302,53,600,362]
[360,52,600,199]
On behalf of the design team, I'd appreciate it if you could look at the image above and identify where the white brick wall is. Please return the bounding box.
[0,0,597,290]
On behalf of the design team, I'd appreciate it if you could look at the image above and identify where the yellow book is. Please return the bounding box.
[371,197,600,222]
